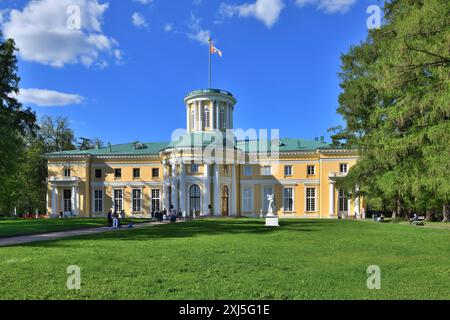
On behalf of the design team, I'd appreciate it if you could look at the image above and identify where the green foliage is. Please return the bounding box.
[333,0,450,218]
[0,33,37,214]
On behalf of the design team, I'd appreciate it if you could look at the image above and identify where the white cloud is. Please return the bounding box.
[132,12,149,29]
[16,88,84,107]
[295,0,356,13]
[219,0,285,28]
[2,0,121,68]
[164,23,173,32]
[186,14,210,45]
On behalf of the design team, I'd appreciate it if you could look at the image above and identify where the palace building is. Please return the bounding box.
[45,88,361,218]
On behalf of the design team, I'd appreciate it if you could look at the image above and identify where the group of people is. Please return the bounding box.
[107,209,126,228]
[152,208,182,223]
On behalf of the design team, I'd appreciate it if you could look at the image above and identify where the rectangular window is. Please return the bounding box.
[261,166,271,176]
[132,189,142,213]
[114,168,122,179]
[94,189,103,213]
[191,164,199,173]
[152,168,159,178]
[223,165,229,175]
[307,165,315,175]
[133,168,140,179]
[306,188,316,212]
[339,163,348,174]
[284,165,293,176]
[113,189,123,212]
[64,169,71,177]
[339,189,348,212]
[242,187,254,212]
[244,166,252,177]
[95,169,102,178]
[151,189,160,212]
[283,187,294,212]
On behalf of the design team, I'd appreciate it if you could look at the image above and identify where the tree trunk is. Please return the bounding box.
[425,209,434,222]
[443,204,449,223]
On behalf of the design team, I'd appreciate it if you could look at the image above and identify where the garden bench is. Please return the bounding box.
[410,216,425,226]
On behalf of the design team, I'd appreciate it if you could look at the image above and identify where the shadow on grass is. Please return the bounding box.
[24,218,337,248]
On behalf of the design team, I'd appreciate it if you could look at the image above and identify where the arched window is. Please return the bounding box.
[203,107,210,128]
[219,109,225,129]
[189,185,201,214]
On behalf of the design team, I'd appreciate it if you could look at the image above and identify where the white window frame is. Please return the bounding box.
[94,189,103,213]
[64,168,71,177]
[284,165,293,176]
[241,186,254,213]
[305,187,317,213]
[132,189,143,213]
[307,165,315,175]
[113,189,124,212]
[243,165,252,177]
[191,163,199,173]
[261,165,272,176]
[151,189,161,212]
[339,163,348,174]
[338,189,348,213]
[283,187,295,213]
[203,107,210,128]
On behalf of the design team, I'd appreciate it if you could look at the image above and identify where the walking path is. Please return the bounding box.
[0,220,174,247]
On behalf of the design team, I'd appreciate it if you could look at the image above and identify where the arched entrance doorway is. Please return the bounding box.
[221,186,229,216]
[189,184,201,215]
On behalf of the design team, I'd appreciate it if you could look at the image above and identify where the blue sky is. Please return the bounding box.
[0,0,383,144]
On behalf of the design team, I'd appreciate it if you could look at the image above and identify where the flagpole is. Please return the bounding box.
[208,37,212,88]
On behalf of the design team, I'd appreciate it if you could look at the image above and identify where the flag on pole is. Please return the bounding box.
[210,42,223,57]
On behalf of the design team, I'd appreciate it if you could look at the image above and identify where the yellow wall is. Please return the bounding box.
[46,151,360,218]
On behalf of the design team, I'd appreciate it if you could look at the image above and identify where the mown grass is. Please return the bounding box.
[0,218,151,238]
[0,218,449,300]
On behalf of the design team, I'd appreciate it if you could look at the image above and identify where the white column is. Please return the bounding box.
[355,185,360,219]
[347,198,351,219]
[163,163,170,210]
[71,186,78,215]
[199,101,203,131]
[179,162,186,215]
[231,164,237,215]
[171,161,179,210]
[214,163,220,216]
[203,162,211,216]
[329,181,335,217]
[51,186,57,215]
[186,106,190,133]
[215,101,219,130]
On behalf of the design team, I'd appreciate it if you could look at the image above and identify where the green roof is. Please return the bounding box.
[236,138,334,153]
[45,136,340,157]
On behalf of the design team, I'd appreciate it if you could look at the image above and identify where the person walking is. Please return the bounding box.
[107,210,113,227]
[113,211,119,229]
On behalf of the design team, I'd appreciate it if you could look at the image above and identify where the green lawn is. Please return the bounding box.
[0,218,449,300]
[0,218,151,238]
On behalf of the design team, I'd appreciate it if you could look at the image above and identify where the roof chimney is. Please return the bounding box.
[320,136,325,143]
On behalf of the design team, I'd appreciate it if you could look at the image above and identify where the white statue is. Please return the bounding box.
[267,194,275,216]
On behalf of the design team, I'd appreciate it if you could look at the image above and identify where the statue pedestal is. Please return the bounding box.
[265,215,279,227]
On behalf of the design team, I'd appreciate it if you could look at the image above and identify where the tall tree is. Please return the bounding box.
[0,32,36,214]
[332,0,450,221]
[39,116,75,152]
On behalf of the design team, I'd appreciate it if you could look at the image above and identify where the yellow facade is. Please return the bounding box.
[46,89,362,219]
